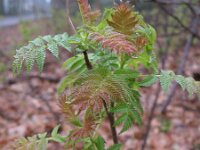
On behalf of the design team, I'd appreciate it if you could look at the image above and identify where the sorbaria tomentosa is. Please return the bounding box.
[12,0,200,149]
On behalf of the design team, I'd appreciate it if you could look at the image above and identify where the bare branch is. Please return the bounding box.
[141,86,161,150]
[66,0,76,34]
[151,0,200,40]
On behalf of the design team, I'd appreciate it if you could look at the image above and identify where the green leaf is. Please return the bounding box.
[31,37,44,47]
[38,133,47,139]
[160,70,175,93]
[120,115,134,134]
[107,144,122,150]
[95,8,113,32]
[114,113,127,126]
[62,56,77,69]
[38,137,48,150]
[57,73,78,95]
[114,69,139,78]
[50,136,65,143]
[158,71,200,98]
[62,55,84,72]
[175,75,186,90]
[197,84,200,99]
[24,47,35,72]
[68,36,81,44]
[147,25,157,44]
[83,138,94,150]
[112,101,141,132]
[111,103,128,113]
[185,77,196,97]
[111,103,139,133]
[69,59,85,73]
[13,58,23,74]
[70,117,83,127]
[27,136,37,150]
[35,46,46,72]
[130,110,142,125]
[47,40,59,58]
[139,75,158,87]
[94,136,105,150]
[50,125,65,143]
[51,125,60,137]
[54,33,71,51]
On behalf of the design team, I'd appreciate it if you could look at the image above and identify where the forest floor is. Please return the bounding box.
[0,22,200,150]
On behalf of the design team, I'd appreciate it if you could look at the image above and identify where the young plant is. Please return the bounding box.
[12,1,200,149]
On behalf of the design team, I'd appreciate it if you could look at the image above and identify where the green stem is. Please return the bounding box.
[139,74,161,78]
[119,54,126,69]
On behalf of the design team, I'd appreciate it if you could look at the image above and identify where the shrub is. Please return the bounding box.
[12,1,200,149]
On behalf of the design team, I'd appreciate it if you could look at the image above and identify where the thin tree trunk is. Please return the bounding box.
[141,86,161,150]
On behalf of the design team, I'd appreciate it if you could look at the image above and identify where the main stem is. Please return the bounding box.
[83,51,118,144]
[83,51,93,70]
[103,100,118,144]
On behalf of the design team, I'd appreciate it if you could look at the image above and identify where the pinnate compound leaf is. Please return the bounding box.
[175,75,200,98]
[78,0,100,24]
[12,133,48,150]
[112,102,142,133]
[13,33,71,73]
[158,71,200,98]
[160,70,175,93]
[107,3,139,35]
[90,32,137,55]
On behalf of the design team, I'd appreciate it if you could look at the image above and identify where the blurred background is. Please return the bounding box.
[0,0,200,149]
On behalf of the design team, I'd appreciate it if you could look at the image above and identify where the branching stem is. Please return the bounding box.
[83,50,118,144]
